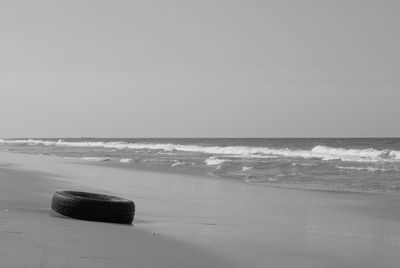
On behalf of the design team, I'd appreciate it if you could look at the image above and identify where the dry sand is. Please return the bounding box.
[1,151,400,267]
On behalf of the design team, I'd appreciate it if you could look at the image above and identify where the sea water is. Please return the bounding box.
[1,138,400,194]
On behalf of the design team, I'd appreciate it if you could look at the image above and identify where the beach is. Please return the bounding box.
[2,0,399,266]
[1,151,400,267]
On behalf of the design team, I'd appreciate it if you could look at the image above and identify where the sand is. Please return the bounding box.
[1,151,400,267]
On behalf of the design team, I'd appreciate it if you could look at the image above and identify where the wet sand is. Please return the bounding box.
[1,151,400,267]
[0,164,230,268]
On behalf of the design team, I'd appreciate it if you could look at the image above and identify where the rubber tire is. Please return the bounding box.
[51,191,135,224]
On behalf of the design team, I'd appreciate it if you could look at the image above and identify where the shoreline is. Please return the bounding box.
[4,149,400,197]
[2,151,400,267]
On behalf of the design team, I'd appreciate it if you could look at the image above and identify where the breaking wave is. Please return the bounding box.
[1,139,400,163]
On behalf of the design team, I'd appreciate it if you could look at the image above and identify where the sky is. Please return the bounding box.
[0,0,399,138]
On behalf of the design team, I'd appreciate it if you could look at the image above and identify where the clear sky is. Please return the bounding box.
[1,0,399,138]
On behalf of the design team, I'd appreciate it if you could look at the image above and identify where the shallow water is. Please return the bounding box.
[2,138,400,194]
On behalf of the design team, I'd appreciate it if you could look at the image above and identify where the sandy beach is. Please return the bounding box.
[2,0,399,266]
[1,151,400,268]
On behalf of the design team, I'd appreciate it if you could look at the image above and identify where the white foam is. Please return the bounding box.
[171,161,184,167]
[205,157,228,166]
[310,145,400,163]
[244,177,268,183]
[336,165,395,172]
[0,139,59,146]
[119,158,133,163]
[242,166,253,171]
[81,157,111,162]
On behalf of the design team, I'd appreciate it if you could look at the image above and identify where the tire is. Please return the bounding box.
[51,191,135,224]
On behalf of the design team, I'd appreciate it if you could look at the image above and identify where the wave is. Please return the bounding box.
[310,145,400,162]
[244,177,269,183]
[171,161,185,167]
[336,165,397,172]
[119,158,133,163]
[1,139,400,163]
[81,157,112,162]
[242,166,253,171]
[205,157,228,166]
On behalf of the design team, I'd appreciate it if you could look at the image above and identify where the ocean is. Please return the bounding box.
[1,138,400,195]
